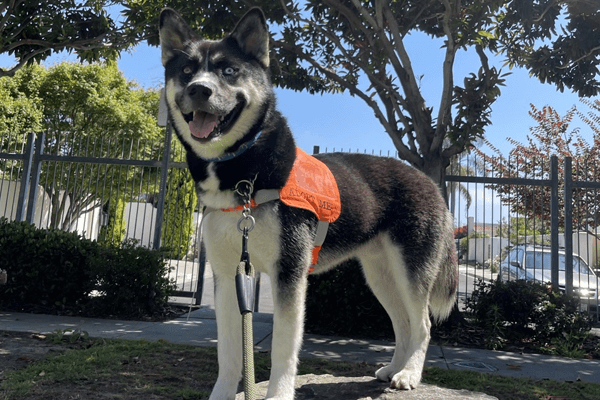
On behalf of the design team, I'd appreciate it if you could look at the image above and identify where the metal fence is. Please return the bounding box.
[0,127,205,304]
[2,136,600,316]
[446,151,600,317]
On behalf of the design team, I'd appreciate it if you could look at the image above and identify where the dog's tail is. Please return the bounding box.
[429,212,458,323]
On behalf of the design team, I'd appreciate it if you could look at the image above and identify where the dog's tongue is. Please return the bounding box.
[189,111,218,139]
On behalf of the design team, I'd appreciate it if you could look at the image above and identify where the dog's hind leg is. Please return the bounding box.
[358,236,432,390]
[209,273,243,400]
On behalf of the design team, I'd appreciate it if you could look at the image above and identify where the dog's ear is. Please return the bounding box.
[229,8,270,68]
[159,8,196,66]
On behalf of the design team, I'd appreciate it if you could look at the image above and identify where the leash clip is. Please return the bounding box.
[240,227,251,265]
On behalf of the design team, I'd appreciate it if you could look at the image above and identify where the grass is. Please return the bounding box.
[2,333,600,400]
[422,367,600,400]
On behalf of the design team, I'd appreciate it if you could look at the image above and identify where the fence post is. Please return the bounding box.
[550,155,559,291]
[15,132,35,222]
[564,157,573,296]
[25,132,45,224]
[153,121,173,250]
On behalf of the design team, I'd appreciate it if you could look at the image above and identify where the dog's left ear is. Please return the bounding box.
[229,8,270,68]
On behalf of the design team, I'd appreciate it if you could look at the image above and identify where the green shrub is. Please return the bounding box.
[88,239,176,317]
[305,259,394,339]
[0,219,177,319]
[99,197,126,247]
[0,218,97,308]
[161,169,197,260]
[465,279,592,352]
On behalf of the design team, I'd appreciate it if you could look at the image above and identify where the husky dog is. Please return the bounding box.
[159,7,457,400]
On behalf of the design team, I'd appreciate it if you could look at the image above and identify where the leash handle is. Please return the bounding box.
[236,260,256,400]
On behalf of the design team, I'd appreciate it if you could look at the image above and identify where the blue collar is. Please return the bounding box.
[199,131,263,162]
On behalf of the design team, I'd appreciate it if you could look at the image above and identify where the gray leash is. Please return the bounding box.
[235,179,258,400]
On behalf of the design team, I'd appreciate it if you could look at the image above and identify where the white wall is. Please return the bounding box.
[124,202,157,247]
[0,180,52,229]
[467,237,512,264]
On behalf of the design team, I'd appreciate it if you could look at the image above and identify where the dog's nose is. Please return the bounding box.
[186,82,215,101]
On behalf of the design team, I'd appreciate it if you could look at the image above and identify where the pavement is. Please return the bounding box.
[2,268,600,393]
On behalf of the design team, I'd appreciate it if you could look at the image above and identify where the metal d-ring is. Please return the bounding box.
[235,179,255,198]
[237,214,255,233]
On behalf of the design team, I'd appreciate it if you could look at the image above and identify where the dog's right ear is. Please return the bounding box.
[159,8,196,66]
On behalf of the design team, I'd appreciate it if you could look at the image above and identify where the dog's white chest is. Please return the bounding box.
[201,205,282,277]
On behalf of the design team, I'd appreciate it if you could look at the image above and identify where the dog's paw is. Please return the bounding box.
[375,365,421,390]
[389,369,421,390]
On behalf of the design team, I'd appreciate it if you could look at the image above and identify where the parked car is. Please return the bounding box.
[499,244,600,307]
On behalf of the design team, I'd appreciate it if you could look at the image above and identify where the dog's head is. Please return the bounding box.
[159,8,272,161]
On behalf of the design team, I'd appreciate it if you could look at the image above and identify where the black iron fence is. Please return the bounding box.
[0,127,205,304]
[2,137,600,315]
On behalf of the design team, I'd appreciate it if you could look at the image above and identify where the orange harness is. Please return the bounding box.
[221,148,341,269]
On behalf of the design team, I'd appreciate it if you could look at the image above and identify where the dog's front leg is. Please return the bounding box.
[209,273,243,400]
[264,273,308,400]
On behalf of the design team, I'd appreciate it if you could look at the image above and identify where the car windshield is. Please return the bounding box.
[525,250,593,275]
[505,248,524,265]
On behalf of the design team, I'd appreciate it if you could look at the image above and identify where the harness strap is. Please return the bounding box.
[205,189,330,269]
[206,148,341,270]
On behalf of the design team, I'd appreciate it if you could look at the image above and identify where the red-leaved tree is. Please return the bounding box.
[475,100,600,230]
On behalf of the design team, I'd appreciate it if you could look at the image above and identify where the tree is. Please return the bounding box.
[161,168,197,260]
[0,61,165,230]
[0,0,137,78]
[475,100,600,230]
[496,216,551,244]
[126,0,600,190]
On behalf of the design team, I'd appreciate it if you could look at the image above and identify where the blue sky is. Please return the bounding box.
[112,30,587,159]
[1,26,588,160]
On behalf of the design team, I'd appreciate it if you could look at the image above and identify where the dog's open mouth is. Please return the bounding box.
[186,101,245,141]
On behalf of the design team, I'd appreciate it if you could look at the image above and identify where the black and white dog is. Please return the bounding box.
[159,8,458,400]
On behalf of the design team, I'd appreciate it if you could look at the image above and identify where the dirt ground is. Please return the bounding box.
[0,331,68,380]
[0,329,221,399]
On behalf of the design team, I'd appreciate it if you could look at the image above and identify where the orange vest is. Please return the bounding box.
[222,148,341,268]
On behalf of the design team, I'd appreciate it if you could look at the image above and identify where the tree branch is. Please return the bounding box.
[326,0,411,128]
[381,1,433,144]
[532,0,560,23]
[0,46,49,77]
[433,0,459,153]
[557,45,600,70]
[3,34,109,53]
[279,0,420,163]
[273,40,391,129]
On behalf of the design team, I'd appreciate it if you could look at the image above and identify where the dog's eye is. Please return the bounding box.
[182,66,193,75]
[223,67,236,76]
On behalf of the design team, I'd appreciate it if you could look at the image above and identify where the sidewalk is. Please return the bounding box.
[2,269,600,389]
[2,308,600,386]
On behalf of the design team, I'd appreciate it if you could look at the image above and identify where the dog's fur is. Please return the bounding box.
[159,8,458,400]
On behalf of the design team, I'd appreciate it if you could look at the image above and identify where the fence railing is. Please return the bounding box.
[2,138,600,316]
[446,151,600,317]
[0,128,206,304]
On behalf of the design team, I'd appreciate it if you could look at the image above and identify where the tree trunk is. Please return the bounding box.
[420,154,448,201]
